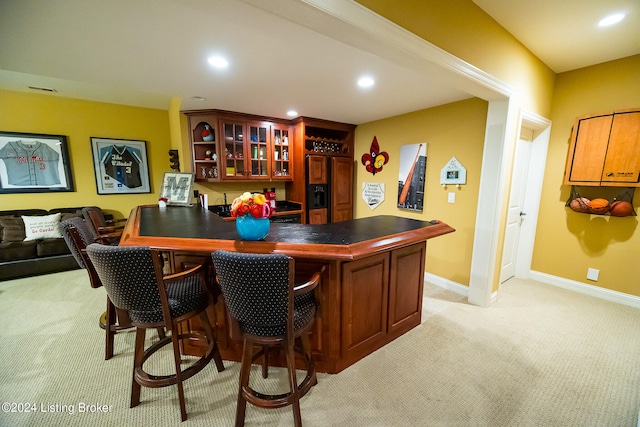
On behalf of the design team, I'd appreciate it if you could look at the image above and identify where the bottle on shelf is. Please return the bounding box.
[264,187,277,208]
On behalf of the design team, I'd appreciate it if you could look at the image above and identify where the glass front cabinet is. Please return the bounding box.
[272,123,291,180]
[186,110,293,182]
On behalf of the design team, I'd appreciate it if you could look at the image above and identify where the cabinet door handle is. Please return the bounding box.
[520,212,527,216]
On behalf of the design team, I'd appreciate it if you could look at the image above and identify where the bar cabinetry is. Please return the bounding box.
[340,242,425,366]
[185,110,293,182]
[189,114,220,182]
[121,207,454,373]
[287,117,356,223]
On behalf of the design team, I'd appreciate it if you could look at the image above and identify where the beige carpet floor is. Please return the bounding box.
[0,269,639,426]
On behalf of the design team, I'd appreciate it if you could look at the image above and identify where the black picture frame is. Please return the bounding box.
[90,137,151,195]
[0,131,75,194]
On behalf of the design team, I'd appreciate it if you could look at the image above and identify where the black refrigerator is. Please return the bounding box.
[306,155,353,224]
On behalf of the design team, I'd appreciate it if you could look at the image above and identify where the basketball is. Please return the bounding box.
[569,197,590,213]
[587,198,610,214]
[609,200,634,217]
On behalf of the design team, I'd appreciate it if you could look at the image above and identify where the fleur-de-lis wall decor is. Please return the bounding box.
[361,136,389,175]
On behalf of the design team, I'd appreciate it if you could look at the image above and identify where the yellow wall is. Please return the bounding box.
[0,89,171,219]
[354,0,555,291]
[533,55,640,296]
[355,98,488,284]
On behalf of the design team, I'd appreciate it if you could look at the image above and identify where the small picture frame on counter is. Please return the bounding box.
[159,172,194,206]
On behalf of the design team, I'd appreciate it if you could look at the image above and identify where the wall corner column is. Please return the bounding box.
[168,96,184,171]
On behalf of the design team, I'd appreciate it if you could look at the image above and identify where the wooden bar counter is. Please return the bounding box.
[120,205,455,373]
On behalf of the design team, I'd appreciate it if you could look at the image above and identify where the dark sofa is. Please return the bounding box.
[0,207,89,281]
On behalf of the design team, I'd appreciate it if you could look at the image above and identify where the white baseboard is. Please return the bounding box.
[530,270,640,310]
[423,272,499,305]
[424,272,468,296]
[425,271,640,309]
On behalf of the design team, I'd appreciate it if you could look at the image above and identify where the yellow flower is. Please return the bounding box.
[253,193,266,205]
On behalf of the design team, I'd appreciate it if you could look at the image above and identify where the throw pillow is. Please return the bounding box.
[21,213,63,241]
[0,216,26,242]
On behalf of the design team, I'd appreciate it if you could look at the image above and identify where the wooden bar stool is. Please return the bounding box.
[60,217,136,360]
[87,244,225,422]
[212,250,325,427]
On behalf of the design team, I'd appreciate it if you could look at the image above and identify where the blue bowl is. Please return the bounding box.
[235,215,270,241]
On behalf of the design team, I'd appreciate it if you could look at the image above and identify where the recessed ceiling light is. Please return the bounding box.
[28,85,57,93]
[598,13,625,27]
[207,56,229,68]
[192,96,206,101]
[357,76,375,88]
[286,110,298,117]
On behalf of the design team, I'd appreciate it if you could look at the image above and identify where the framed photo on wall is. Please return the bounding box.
[0,131,75,194]
[159,172,194,206]
[90,137,151,195]
[398,143,427,212]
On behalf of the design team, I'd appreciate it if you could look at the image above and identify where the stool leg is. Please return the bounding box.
[300,333,317,387]
[286,340,302,427]
[170,322,188,422]
[262,347,269,378]
[199,311,225,372]
[235,339,253,427]
[105,297,116,360]
[130,327,146,408]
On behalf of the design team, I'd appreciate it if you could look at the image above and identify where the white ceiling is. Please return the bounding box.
[0,0,638,125]
[472,0,640,73]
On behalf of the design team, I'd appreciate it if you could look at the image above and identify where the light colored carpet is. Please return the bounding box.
[1,270,639,426]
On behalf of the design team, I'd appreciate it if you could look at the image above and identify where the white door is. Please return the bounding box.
[500,131,533,283]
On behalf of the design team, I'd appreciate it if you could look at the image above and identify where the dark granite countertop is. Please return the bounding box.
[139,205,442,245]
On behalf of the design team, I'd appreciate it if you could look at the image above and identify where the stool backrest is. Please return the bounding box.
[86,244,162,314]
[60,217,94,269]
[212,250,293,335]
[82,205,106,230]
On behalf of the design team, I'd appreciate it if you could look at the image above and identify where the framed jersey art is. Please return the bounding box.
[0,131,75,194]
[90,137,151,195]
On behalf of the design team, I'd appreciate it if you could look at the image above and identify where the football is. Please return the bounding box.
[569,197,591,213]
[609,200,634,217]
[587,198,610,214]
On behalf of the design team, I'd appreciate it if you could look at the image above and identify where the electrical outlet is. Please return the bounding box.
[448,192,455,203]
[587,268,599,281]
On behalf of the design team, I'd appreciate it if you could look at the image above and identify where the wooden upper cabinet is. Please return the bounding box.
[307,155,327,184]
[564,109,640,186]
[271,123,292,180]
[189,114,220,183]
[565,114,612,184]
[331,156,354,222]
[185,110,293,182]
[602,112,640,184]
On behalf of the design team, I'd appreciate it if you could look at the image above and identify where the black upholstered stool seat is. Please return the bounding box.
[127,273,209,324]
[240,291,316,337]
